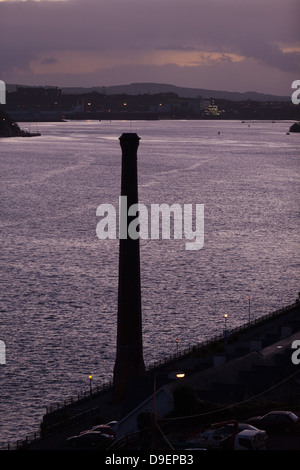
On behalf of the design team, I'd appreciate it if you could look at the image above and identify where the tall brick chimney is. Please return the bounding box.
[113,133,145,401]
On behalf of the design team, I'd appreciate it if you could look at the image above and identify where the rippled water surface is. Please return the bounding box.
[0,119,299,444]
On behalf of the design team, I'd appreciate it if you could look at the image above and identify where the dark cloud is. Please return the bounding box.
[0,0,299,93]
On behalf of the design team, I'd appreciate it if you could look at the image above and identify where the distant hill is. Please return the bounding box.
[6,82,290,102]
[61,82,290,102]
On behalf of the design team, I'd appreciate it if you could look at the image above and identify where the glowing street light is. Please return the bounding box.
[175,372,185,378]
[223,313,229,340]
[89,374,93,396]
[153,371,185,448]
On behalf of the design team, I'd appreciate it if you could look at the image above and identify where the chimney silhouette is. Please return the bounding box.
[113,133,145,401]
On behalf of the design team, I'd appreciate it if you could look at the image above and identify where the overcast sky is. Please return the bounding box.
[0,0,299,95]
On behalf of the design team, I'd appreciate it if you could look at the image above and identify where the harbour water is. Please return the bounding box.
[0,119,299,444]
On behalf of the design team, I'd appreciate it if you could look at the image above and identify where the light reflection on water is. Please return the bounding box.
[0,119,299,443]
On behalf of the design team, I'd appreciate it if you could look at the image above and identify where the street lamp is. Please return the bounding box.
[89,374,93,396]
[153,371,185,449]
[248,297,251,325]
[223,313,229,340]
[175,372,185,378]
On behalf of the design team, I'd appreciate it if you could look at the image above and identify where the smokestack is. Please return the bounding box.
[113,133,145,401]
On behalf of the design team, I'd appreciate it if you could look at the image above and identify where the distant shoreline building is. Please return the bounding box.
[1,85,299,121]
[201,98,222,117]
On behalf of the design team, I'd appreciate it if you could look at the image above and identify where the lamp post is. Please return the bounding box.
[153,371,185,449]
[89,374,93,396]
[248,297,251,325]
[223,313,229,341]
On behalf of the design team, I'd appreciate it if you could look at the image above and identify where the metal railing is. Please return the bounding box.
[45,380,113,415]
[146,301,299,372]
